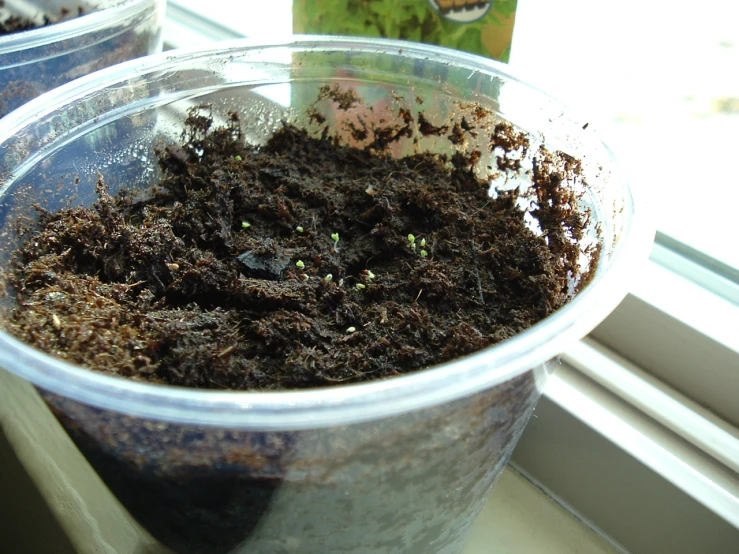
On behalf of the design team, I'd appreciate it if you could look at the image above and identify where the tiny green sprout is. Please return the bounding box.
[234,155,243,162]
[420,249,428,258]
[331,232,340,247]
[296,260,305,269]
[407,234,416,244]
[323,274,333,283]
[346,326,357,334]
[355,283,366,290]
[420,238,426,248]
[366,270,376,280]
[296,226,304,233]
[241,221,251,229]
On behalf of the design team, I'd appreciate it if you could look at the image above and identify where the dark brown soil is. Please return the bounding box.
[0,3,83,35]
[2,99,590,391]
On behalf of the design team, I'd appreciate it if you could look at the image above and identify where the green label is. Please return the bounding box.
[294,0,518,62]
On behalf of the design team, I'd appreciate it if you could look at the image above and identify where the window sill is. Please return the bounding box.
[592,251,739,428]
[513,344,739,554]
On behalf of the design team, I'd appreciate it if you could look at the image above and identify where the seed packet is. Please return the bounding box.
[293,0,518,62]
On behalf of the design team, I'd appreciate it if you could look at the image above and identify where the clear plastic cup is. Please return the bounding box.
[0,0,165,118]
[0,37,652,554]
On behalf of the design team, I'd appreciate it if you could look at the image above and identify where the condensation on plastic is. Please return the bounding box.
[0,0,165,117]
[0,38,653,554]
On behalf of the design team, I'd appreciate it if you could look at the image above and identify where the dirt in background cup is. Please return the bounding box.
[0,0,165,118]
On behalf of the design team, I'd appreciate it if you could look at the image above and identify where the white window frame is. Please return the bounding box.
[592,242,739,427]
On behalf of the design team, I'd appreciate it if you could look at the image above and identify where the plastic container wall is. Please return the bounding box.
[0,0,165,118]
[41,365,548,554]
[0,38,653,554]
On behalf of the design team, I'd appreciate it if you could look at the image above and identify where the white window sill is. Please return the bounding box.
[512,344,739,554]
[465,466,620,554]
[592,248,739,428]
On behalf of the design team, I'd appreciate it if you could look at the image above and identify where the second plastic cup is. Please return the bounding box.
[0,0,165,118]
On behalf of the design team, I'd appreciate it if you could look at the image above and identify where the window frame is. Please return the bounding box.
[592,249,739,427]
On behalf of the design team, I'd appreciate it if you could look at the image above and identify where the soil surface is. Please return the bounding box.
[2,99,590,391]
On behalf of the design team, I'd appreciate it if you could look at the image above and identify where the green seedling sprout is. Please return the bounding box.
[366,270,376,280]
[420,238,426,248]
[234,155,243,161]
[420,250,428,258]
[296,260,305,269]
[323,274,333,283]
[296,226,304,233]
[346,326,357,334]
[331,232,340,248]
[355,283,366,290]
[241,221,251,229]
